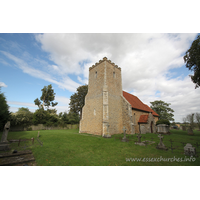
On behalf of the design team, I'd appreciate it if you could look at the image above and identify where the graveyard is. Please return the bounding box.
[0,128,200,166]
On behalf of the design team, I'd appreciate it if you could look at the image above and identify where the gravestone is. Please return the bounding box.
[187,127,194,135]
[157,124,170,134]
[0,122,10,151]
[37,131,40,138]
[121,126,128,142]
[156,134,168,150]
[184,143,196,156]
[1,121,10,143]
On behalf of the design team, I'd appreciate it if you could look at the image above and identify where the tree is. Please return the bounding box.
[10,107,33,128]
[34,84,58,110]
[69,85,88,119]
[32,109,59,126]
[32,109,47,125]
[0,87,10,131]
[186,113,195,130]
[150,100,174,121]
[183,35,200,89]
[195,112,200,130]
[67,112,79,124]
[156,119,170,126]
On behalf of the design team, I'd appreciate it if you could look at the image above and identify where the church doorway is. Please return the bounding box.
[150,121,153,133]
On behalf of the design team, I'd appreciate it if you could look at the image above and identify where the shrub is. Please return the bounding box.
[156,119,170,126]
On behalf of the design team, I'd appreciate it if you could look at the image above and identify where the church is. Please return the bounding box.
[79,57,159,137]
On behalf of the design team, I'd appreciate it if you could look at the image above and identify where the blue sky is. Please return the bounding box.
[0,33,200,122]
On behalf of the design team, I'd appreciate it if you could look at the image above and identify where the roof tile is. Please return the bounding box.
[123,91,159,117]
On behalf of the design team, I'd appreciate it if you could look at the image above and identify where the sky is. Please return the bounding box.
[0,33,199,122]
[1,1,200,198]
[0,33,200,122]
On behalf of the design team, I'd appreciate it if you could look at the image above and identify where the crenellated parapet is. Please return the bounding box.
[89,57,121,71]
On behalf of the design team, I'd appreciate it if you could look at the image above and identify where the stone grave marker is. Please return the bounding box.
[0,122,11,151]
[187,127,194,135]
[0,121,10,143]
[184,143,196,156]
[121,126,128,142]
[156,134,168,150]
[157,124,170,134]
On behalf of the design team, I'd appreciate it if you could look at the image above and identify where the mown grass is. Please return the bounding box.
[1,129,200,166]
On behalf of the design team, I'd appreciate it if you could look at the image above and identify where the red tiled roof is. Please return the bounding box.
[138,115,149,123]
[123,91,159,117]
[143,104,159,117]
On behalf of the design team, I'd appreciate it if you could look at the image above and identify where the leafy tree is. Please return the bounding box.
[183,35,200,89]
[32,109,47,125]
[186,113,195,130]
[59,111,79,125]
[17,107,30,113]
[10,107,33,128]
[69,85,88,119]
[32,109,59,126]
[156,119,170,126]
[150,100,174,121]
[0,87,10,130]
[68,112,80,124]
[34,84,58,110]
[59,112,69,124]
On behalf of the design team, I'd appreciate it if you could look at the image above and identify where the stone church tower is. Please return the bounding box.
[79,57,134,137]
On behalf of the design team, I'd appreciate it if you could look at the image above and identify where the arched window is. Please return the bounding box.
[113,71,116,78]
[95,71,97,78]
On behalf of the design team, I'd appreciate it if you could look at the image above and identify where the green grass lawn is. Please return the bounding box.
[1,129,200,166]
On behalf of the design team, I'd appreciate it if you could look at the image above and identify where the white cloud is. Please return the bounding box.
[35,33,199,122]
[0,58,10,66]
[2,34,199,122]
[0,82,7,87]
[0,51,80,92]
[8,101,37,108]
[8,96,70,114]
[55,96,70,106]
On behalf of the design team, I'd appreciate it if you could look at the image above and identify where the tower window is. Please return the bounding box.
[95,71,97,78]
[113,72,116,78]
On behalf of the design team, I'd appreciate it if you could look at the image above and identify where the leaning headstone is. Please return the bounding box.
[1,121,10,143]
[184,143,196,156]
[0,121,10,151]
[156,134,168,150]
[37,131,40,138]
[187,127,194,135]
